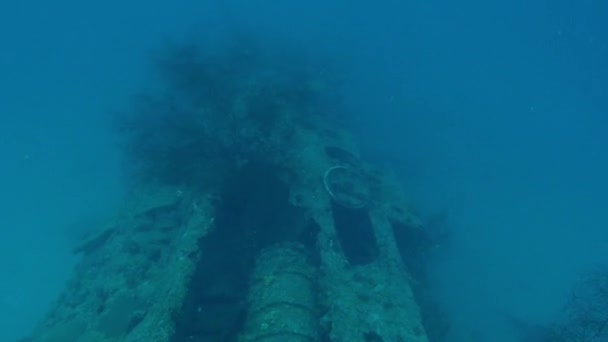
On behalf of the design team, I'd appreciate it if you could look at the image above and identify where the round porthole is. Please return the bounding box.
[323,165,370,209]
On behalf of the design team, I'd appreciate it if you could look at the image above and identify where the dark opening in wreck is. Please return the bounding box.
[171,162,321,341]
[331,203,378,266]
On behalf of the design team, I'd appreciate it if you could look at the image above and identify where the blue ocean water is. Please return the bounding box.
[0,1,606,341]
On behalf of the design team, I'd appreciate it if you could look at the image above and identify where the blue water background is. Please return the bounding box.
[0,1,606,341]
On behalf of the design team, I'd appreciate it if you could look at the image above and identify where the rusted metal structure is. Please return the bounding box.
[25,43,437,342]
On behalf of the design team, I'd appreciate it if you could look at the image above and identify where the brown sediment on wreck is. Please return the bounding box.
[25,40,443,342]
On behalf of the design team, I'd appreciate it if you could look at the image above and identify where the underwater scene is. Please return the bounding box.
[1,1,607,341]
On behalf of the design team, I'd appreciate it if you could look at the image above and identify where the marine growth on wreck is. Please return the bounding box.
[25,39,446,342]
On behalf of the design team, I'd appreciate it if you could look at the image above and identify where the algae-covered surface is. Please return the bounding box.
[28,186,215,342]
[25,39,438,342]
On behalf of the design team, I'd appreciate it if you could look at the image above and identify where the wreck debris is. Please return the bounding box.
[25,39,440,342]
